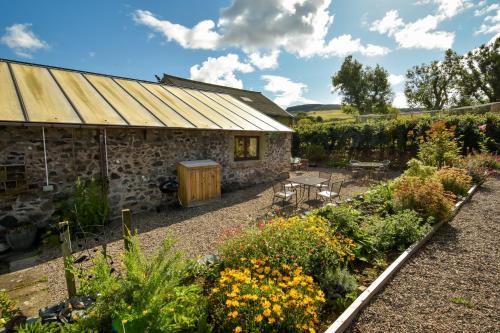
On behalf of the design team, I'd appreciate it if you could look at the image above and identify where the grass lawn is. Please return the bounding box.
[306,109,354,121]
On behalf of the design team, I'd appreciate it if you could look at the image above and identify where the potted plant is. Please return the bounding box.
[5,223,37,251]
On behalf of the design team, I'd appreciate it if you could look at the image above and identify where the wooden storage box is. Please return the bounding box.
[177,160,221,207]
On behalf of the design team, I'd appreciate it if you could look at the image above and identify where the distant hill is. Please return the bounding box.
[286,104,342,112]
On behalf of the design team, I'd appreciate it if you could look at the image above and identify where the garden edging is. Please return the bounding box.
[324,184,479,333]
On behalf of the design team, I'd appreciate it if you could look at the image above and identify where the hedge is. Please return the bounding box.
[292,113,500,167]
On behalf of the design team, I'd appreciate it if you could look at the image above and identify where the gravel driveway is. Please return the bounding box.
[348,175,500,333]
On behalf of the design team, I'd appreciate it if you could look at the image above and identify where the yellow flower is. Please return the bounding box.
[234,326,242,333]
[272,304,282,314]
[268,317,276,324]
[263,308,271,317]
[255,314,263,322]
[229,310,238,318]
[240,257,247,262]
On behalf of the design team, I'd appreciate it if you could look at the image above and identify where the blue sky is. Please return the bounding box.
[1,1,499,108]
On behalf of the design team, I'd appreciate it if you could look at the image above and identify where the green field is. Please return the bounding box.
[305,109,354,121]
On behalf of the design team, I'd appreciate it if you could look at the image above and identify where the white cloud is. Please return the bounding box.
[415,0,472,18]
[189,53,253,89]
[474,3,499,16]
[388,74,405,86]
[318,34,390,57]
[133,1,389,59]
[393,92,408,108]
[475,2,500,35]
[370,10,404,35]
[0,23,48,58]
[261,75,317,108]
[132,10,221,49]
[248,50,280,70]
[370,10,455,49]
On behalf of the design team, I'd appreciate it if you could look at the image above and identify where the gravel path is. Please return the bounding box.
[32,169,371,306]
[348,175,500,333]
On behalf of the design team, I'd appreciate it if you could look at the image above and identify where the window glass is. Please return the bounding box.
[234,136,259,161]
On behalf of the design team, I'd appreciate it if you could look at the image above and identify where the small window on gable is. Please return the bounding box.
[234,136,259,161]
[241,96,253,102]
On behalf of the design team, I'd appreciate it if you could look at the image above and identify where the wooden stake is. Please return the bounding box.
[122,209,132,251]
[59,221,76,298]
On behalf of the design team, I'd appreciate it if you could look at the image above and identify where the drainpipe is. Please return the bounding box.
[42,126,53,191]
[104,128,109,178]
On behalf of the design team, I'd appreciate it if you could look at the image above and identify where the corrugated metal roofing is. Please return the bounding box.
[0,59,292,132]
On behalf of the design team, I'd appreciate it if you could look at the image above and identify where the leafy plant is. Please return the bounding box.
[367,210,432,252]
[77,236,208,332]
[58,177,109,232]
[402,158,437,179]
[435,167,472,196]
[455,153,500,183]
[17,320,60,333]
[0,291,19,328]
[208,259,325,333]
[317,267,358,307]
[392,176,455,221]
[417,121,462,168]
[450,296,474,308]
[313,205,375,261]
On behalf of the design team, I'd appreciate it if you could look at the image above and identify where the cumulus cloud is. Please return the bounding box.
[415,0,472,18]
[248,50,280,70]
[0,23,48,58]
[133,0,389,60]
[189,53,253,89]
[370,7,460,49]
[132,10,221,49]
[388,74,405,86]
[261,75,317,108]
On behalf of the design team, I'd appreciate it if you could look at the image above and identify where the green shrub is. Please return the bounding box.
[59,177,109,232]
[402,158,437,179]
[208,260,325,333]
[78,236,207,332]
[392,176,455,221]
[368,210,432,252]
[417,121,462,168]
[17,320,60,333]
[220,215,355,281]
[317,267,358,306]
[354,183,394,216]
[313,205,375,261]
[435,167,472,196]
[455,153,500,183]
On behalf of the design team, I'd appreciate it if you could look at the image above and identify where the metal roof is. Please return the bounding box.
[160,73,294,119]
[0,59,292,132]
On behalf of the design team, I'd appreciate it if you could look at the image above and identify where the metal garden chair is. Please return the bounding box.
[272,181,297,207]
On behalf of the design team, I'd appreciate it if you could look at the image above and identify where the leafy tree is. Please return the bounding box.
[404,49,460,110]
[332,56,393,114]
[340,104,359,115]
[456,36,500,104]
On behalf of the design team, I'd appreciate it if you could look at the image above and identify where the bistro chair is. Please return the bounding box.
[290,157,301,170]
[317,180,343,203]
[373,160,391,180]
[272,182,297,207]
[316,171,332,190]
[298,158,309,170]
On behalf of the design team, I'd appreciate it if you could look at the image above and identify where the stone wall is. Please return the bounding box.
[0,126,291,227]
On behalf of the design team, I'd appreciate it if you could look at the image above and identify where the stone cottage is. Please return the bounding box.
[0,58,292,229]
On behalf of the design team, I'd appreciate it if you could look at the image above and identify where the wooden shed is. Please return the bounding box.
[177,160,221,207]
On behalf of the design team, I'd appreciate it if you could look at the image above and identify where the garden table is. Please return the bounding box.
[287,175,329,204]
[350,161,385,181]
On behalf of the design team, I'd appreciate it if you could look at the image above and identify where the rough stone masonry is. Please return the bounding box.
[0,125,291,227]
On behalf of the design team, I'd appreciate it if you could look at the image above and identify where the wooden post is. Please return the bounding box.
[59,221,76,298]
[122,209,132,251]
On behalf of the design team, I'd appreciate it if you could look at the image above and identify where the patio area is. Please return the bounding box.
[1,167,396,315]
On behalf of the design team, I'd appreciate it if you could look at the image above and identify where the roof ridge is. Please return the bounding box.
[161,73,263,94]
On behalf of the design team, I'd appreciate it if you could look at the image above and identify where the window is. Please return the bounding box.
[234,136,259,161]
[241,96,253,102]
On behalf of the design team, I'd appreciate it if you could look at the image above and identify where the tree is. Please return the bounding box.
[404,49,460,110]
[456,36,500,104]
[332,56,393,114]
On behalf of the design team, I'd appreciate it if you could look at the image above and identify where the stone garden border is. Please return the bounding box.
[324,184,479,333]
